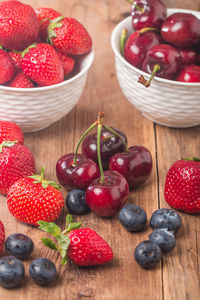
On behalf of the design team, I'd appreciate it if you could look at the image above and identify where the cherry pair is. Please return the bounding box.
[56,112,152,217]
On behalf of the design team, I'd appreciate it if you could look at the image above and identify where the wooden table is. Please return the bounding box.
[0,0,200,299]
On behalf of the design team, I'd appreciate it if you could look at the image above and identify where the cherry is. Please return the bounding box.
[56,153,100,190]
[175,65,200,82]
[161,13,200,48]
[82,127,128,170]
[109,145,152,188]
[139,44,182,87]
[127,0,166,31]
[86,170,129,217]
[179,48,198,65]
[123,27,162,68]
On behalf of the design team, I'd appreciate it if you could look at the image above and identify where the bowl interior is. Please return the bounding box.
[111,8,200,87]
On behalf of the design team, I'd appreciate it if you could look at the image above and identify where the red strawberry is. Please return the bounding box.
[0,120,24,145]
[57,52,75,77]
[8,51,22,72]
[35,7,61,41]
[38,214,113,266]
[7,167,64,225]
[48,17,92,55]
[67,228,113,266]
[0,0,39,50]
[0,220,5,255]
[0,49,15,84]
[0,141,35,195]
[9,72,34,88]
[21,43,64,86]
[164,158,200,213]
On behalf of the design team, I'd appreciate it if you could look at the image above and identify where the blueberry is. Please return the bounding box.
[66,189,90,215]
[0,256,25,288]
[134,240,162,269]
[29,258,57,286]
[149,229,176,252]
[118,204,147,232]
[150,208,181,233]
[5,233,34,260]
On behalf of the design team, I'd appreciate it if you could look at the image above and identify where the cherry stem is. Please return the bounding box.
[103,125,129,152]
[97,122,105,184]
[120,28,128,56]
[73,121,97,166]
[126,0,145,13]
[138,64,161,87]
[139,27,160,35]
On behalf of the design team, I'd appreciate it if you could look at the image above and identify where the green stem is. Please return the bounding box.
[103,125,129,152]
[97,122,104,183]
[120,28,128,57]
[138,64,161,88]
[139,27,160,35]
[40,166,45,181]
[126,0,145,13]
[73,122,97,166]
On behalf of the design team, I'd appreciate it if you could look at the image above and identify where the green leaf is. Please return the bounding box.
[42,238,58,250]
[66,214,73,226]
[60,248,68,265]
[57,234,70,250]
[67,222,82,233]
[38,221,61,237]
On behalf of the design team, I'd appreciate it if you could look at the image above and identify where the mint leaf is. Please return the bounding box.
[66,214,73,226]
[67,222,82,233]
[42,238,58,250]
[60,248,67,265]
[38,221,61,237]
[57,234,70,250]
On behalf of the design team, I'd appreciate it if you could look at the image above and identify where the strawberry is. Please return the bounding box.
[0,220,5,255]
[164,157,200,213]
[7,167,64,225]
[0,0,39,51]
[38,214,113,266]
[0,141,35,195]
[57,52,75,77]
[0,49,15,84]
[9,72,34,88]
[8,51,22,72]
[48,17,92,55]
[35,7,61,41]
[0,120,24,145]
[21,43,64,86]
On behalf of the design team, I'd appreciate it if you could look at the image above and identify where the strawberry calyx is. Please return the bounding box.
[28,166,62,189]
[182,156,200,162]
[47,16,64,44]
[38,213,81,265]
[0,140,17,152]
[21,44,37,58]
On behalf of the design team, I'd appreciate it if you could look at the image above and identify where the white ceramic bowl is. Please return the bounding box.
[0,50,94,132]
[111,9,200,128]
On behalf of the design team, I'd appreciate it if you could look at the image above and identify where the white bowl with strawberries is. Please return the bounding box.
[0,1,94,132]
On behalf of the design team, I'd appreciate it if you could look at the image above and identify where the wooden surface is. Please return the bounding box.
[0,0,200,299]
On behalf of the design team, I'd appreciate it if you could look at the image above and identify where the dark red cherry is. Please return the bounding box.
[82,128,127,170]
[161,13,200,48]
[85,170,129,217]
[179,48,198,65]
[109,145,152,187]
[56,153,100,190]
[124,28,162,68]
[129,0,166,31]
[140,44,181,86]
[175,65,200,82]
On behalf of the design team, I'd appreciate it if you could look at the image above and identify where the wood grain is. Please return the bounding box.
[0,0,200,299]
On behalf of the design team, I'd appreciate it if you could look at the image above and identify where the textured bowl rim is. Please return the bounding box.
[111,8,200,87]
[0,50,94,92]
